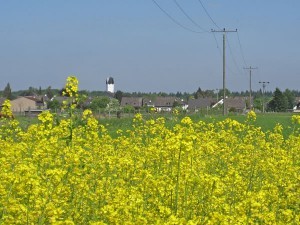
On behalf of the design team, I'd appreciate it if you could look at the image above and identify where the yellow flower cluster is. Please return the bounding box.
[64,76,79,98]
[63,76,79,110]
[0,77,299,224]
[246,110,256,122]
[1,99,13,118]
[292,114,300,125]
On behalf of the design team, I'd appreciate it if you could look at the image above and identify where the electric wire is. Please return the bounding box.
[228,66,240,77]
[212,31,242,77]
[151,0,207,34]
[212,32,240,79]
[173,0,209,32]
[237,31,247,67]
[198,0,247,74]
[212,32,222,56]
[197,0,244,77]
[197,0,221,29]
[152,0,252,90]
[226,34,244,75]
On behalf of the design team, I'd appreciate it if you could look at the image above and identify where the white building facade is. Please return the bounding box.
[106,77,114,93]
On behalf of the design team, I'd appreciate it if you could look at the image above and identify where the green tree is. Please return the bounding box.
[47,99,61,111]
[3,83,12,100]
[37,86,42,95]
[267,88,288,112]
[218,88,231,99]
[115,90,123,103]
[253,97,263,112]
[46,86,54,99]
[194,87,203,99]
[106,98,121,113]
[283,89,295,109]
[89,96,110,112]
[123,105,135,113]
[193,87,214,99]
[21,86,37,96]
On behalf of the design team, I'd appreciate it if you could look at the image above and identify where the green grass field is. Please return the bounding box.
[99,112,296,138]
[16,112,296,138]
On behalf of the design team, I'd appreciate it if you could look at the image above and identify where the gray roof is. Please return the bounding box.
[153,97,178,107]
[121,97,143,108]
[188,98,215,109]
[225,97,246,110]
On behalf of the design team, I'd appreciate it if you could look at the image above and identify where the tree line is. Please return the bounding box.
[1,83,300,113]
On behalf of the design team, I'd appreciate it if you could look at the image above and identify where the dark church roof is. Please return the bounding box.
[106,77,114,84]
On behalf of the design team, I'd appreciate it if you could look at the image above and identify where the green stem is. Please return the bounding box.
[174,146,182,215]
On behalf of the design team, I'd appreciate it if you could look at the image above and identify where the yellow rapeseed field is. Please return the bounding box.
[0,76,299,224]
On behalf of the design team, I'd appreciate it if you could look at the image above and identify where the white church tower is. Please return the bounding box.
[106,77,114,93]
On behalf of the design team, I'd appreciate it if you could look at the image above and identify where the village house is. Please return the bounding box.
[120,97,143,109]
[10,96,47,115]
[153,97,176,112]
[293,97,300,113]
[225,97,247,113]
[188,98,215,111]
[120,96,188,112]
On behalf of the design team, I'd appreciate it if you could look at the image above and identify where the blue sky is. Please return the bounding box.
[0,0,299,93]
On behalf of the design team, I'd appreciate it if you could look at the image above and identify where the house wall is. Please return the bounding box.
[106,84,114,93]
[11,97,37,113]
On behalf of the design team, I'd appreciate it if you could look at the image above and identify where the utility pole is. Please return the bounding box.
[259,81,270,113]
[244,66,258,111]
[212,28,237,115]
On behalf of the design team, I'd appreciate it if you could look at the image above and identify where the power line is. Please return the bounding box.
[197,0,221,29]
[151,0,207,34]
[212,28,237,115]
[212,33,241,80]
[173,0,209,32]
[226,34,244,75]
[212,32,221,53]
[197,0,248,77]
[236,31,247,67]
[216,31,248,78]
[226,61,242,77]
[244,66,258,110]
[212,32,237,76]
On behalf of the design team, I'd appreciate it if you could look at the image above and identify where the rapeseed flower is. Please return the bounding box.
[0,99,13,118]
[0,76,299,224]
